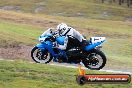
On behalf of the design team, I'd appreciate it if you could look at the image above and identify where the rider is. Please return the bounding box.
[39,23,87,62]
[40,23,87,50]
[55,23,86,50]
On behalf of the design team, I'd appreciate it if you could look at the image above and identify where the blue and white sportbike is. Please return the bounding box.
[31,34,107,70]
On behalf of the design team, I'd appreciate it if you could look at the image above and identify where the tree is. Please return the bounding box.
[119,0,122,5]
[102,0,105,3]
[113,0,116,2]
[130,0,132,4]
[101,0,131,7]
[121,0,124,3]
[127,0,130,7]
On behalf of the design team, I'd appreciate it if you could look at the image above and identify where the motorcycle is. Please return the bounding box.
[31,34,107,70]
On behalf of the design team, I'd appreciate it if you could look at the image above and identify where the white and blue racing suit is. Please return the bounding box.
[57,27,86,50]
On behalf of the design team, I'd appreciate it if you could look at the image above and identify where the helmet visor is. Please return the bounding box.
[59,28,66,35]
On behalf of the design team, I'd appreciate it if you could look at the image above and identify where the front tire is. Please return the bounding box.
[83,49,106,70]
[31,46,52,63]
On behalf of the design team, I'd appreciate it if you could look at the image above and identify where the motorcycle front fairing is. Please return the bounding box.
[36,35,52,50]
[36,43,46,50]
[36,35,58,57]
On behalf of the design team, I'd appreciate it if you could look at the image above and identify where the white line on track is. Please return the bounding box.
[0,58,132,74]
[49,63,132,74]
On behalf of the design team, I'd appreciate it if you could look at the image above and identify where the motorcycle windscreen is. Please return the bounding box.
[56,36,65,45]
[84,40,105,51]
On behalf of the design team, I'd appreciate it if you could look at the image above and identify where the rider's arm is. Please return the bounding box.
[73,29,85,42]
[56,36,68,50]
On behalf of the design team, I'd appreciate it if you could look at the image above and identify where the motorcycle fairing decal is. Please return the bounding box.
[90,37,105,44]
[84,40,105,51]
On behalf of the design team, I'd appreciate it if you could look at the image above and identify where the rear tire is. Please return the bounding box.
[83,49,106,70]
[31,46,52,63]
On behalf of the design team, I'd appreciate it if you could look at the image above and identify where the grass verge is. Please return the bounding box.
[0,60,131,88]
[0,11,132,71]
[0,0,132,21]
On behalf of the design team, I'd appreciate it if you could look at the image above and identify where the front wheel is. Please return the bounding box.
[83,49,106,70]
[31,46,52,63]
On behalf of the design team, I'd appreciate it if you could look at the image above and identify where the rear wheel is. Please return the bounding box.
[83,49,106,70]
[31,46,52,63]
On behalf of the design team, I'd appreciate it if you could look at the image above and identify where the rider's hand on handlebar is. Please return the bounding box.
[50,35,56,42]
[53,42,58,48]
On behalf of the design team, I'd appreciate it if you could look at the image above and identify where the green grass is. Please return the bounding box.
[0,0,132,21]
[101,38,132,70]
[0,20,44,46]
[44,15,132,69]
[0,11,132,70]
[0,60,131,88]
[0,1,132,87]
[0,0,132,88]
[49,16,132,35]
